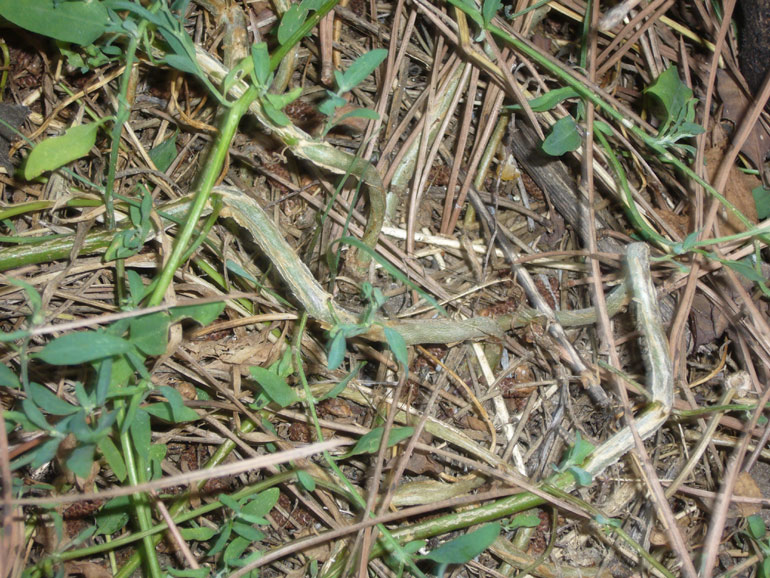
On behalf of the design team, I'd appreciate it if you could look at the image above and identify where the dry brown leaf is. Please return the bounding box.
[704,146,759,236]
[716,69,770,171]
[734,471,763,518]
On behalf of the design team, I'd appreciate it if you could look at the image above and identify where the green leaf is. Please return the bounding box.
[37,331,133,365]
[261,99,291,127]
[317,362,362,401]
[249,366,298,408]
[223,536,252,566]
[504,513,541,530]
[251,42,270,87]
[95,496,131,535]
[383,326,408,372]
[97,436,126,482]
[567,465,593,486]
[65,443,95,478]
[336,49,387,94]
[148,132,178,172]
[318,93,347,117]
[28,383,78,416]
[277,4,308,46]
[645,66,689,132]
[748,514,767,540]
[206,521,232,556]
[344,426,414,458]
[482,0,502,28]
[180,526,218,542]
[169,302,225,325]
[0,0,108,45]
[158,385,199,423]
[595,514,622,528]
[23,122,101,180]
[326,331,348,370]
[21,398,51,431]
[241,488,279,519]
[129,409,151,452]
[507,87,580,112]
[724,258,767,285]
[541,116,580,156]
[753,185,770,220]
[164,53,201,75]
[232,521,264,541]
[297,469,316,492]
[143,400,199,423]
[333,107,380,126]
[561,432,594,468]
[421,523,500,564]
[0,364,20,389]
[264,86,303,110]
[129,312,170,356]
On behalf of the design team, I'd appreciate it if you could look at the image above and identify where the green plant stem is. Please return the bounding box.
[104,16,149,229]
[114,418,258,578]
[291,313,427,578]
[117,405,163,578]
[268,0,340,72]
[146,84,258,307]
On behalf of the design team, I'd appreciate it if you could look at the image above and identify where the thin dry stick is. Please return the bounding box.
[151,492,200,570]
[11,439,346,506]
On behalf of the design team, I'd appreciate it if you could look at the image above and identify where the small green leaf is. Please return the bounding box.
[567,465,593,486]
[507,87,580,113]
[223,536,252,566]
[753,185,770,220]
[724,258,766,284]
[344,426,414,458]
[249,366,298,408]
[541,116,580,156]
[336,49,387,94]
[748,514,767,540]
[0,0,108,45]
[297,470,316,492]
[482,0,502,28]
[130,312,170,356]
[180,526,218,541]
[231,521,264,541]
[421,523,500,564]
[37,331,132,365]
[595,514,622,528]
[169,301,225,325]
[326,331,348,370]
[143,400,199,423]
[0,364,20,389]
[23,122,101,180]
[65,443,95,478]
[241,488,280,519]
[318,362,362,401]
[261,99,291,127]
[264,86,303,110]
[95,496,131,535]
[28,383,78,416]
[277,4,308,46]
[206,521,233,556]
[164,53,201,75]
[251,42,270,87]
[129,409,151,452]
[148,132,178,172]
[158,385,199,423]
[504,513,541,530]
[97,436,127,482]
[318,93,347,117]
[383,326,408,372]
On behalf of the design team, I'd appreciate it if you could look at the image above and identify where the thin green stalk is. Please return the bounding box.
[268,0,340,72]
[291,313,427,578]
[114,418,258,578]
[146,84,258,307]
[117,404,163,578]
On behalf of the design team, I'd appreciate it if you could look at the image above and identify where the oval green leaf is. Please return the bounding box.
[541,116,580,157]
[23,122,100,180]
[0,0,108,45]
[422,523,500,564]
[37,331,132,365]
